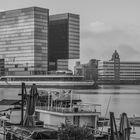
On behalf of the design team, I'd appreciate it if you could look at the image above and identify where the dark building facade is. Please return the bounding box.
[0,59,4,76]
[0,7,80,76]
[74,59,98,81]
[111,50,120,82]
[48,13,80,71]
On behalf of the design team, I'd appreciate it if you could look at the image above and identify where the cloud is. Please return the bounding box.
[79,21,140,64]
[81,21,125,40]
[70,23,140,70]
[117,44,140,61]
[0,9,5,12]
[99,44,140,61]
[89,21,113,33]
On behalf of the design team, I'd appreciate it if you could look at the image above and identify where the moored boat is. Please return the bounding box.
[35,89,101,129]
[0,84,107,139]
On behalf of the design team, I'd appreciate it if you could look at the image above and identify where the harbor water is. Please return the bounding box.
[0,85,140,139]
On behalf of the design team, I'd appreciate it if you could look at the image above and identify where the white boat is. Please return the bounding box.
[35,90,101,130]
[0,88,103,139]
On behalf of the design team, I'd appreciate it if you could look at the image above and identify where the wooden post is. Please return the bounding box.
[51,92,53,110]
[48,92,50,110]
[110,112,119,140]
[70,91,72,111]
[21,82,25,125]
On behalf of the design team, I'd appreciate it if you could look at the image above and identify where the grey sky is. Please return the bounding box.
[0,0,140,68]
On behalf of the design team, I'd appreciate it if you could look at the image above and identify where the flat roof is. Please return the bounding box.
[36,109,101,117]
[0,7,49,14]
[49,13,79,21]
[0,99,20,105]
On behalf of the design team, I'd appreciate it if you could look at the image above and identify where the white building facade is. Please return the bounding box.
[98,51,140,83]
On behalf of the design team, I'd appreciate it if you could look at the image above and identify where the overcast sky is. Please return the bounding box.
[0,0,140,68]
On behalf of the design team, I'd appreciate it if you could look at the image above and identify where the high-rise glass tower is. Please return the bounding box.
[48,13,80,71]
[0,7,49,75]
[0,7,80,76]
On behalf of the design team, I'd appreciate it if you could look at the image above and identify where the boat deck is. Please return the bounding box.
[36,103,101,116]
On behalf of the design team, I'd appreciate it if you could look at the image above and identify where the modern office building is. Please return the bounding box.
[74,59,98,81]
[98,50,140,83]
[0,7,80,76]
[48,13,80,71]
[0,7,49,76]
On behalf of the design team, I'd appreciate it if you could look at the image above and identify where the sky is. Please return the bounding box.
[0,0,140,69]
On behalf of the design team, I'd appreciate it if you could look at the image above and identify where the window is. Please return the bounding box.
[24,67,28,71]
[15,64,18,68]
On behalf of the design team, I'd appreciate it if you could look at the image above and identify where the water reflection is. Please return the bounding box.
[74,85,140,118]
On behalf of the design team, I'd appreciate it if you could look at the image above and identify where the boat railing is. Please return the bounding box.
[36,102,101,114]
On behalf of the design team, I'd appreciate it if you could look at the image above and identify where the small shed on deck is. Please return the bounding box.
[0,99,21,106]
[0,99,21,124]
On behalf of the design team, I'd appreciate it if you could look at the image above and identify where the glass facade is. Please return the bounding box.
[48,59,68,71]
[120,62,140,80]
[57,59,68,70]
[34,7,49,75]
[98,61,117,81]
[48,13,80,71]
[98,61,140,81]
[49,14,68,60]
[68,14,80,59]
[0,7,49,75]
[0,7,80,75]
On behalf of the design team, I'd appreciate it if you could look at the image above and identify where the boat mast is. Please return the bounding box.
[101,96,111,133]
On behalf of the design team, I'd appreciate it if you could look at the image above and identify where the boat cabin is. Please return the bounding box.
[35,90,101,130]
[0,99,21,124]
